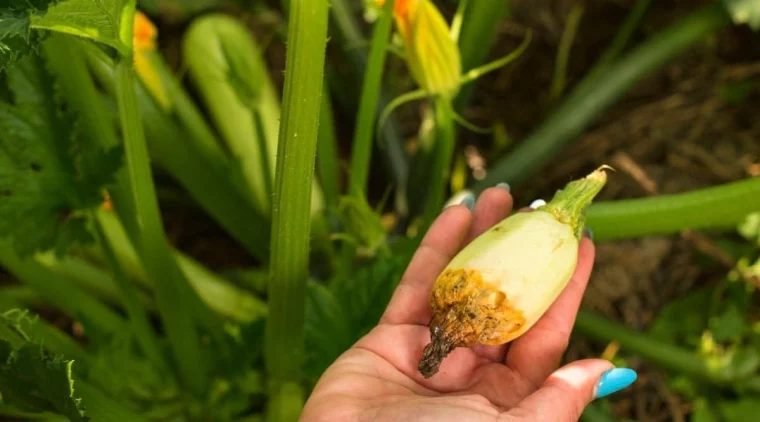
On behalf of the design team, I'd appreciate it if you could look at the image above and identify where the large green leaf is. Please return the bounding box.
[303,257,407,382]
[1,0,129,70]
[30,0,130,54]
[0,0,62,70]
[0,311,89,421]
[0,54,122,257]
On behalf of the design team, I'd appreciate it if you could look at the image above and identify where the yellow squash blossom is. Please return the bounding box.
[133,11,172,111]
[381,0,462,98]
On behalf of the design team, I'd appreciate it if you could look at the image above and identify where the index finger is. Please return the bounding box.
[380,204,473,326]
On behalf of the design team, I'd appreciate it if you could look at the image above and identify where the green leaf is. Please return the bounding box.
[0,0,63,71]
[648,287,712,344]
[302,256,411,383]
[723,0,760,30]
[30,0,130,54]
[719,397,760,421]
[0,54,122,257]
[330,257,405,338]
[692,397,721,422]
[336,196,388,257]
[709,304,749,343]
[303,282,352,383]
[0,339,88,421]
[738,212,760,245]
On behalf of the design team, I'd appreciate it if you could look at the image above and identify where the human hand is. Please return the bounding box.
[302,186,636,421]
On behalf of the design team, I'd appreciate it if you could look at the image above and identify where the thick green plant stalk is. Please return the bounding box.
[115,7,208,393]
[454,0,510,111]
[348,0,395,198]
[265,0,329,418]
[91,212,166,372]
[474,3,731,191]
[587,176,760,240]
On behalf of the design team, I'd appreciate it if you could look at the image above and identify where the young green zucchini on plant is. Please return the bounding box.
[420,166,610,377]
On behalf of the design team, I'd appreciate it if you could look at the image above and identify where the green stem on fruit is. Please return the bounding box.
[542,166,609,238]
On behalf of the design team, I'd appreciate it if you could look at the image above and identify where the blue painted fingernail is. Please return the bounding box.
[495,182,511,192]
[529,199,546,209]
[594,368,637,399]
[460,194,475,210]
[583,227,594,241]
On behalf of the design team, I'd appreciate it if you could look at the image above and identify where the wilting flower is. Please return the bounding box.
[133,11,171,111]
[380,0,461,98]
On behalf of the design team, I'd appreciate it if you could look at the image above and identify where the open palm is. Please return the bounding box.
[302,187,615,421]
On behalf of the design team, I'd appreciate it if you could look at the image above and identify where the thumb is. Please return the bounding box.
[506,360,637,421]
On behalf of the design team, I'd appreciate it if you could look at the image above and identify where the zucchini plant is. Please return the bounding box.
[0,0,758,421]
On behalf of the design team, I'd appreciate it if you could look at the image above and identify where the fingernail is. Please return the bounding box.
[583,226,594,241]
[460,194,475,210]
[529,199,546,209]
[495,182,511,192]
[594,368,637,399]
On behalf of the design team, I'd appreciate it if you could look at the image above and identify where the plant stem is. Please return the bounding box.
[92,210,267,323]
[589,0,653,74]
[0,243,127,335]
[317,93,341,209]
[265,0,329,418]
[348,0,395,198]
[550,4,584,100]
[474,3,731,192]
[91,211,166,372]
[587,176,760,240]
[328,0,410,200]
[115,46,208,395]
[41,36,139,241]
[454,0,510,111]
[421,99,457,229]
[575,310,717,383]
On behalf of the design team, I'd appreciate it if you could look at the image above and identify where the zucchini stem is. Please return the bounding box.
[542,166,610,237]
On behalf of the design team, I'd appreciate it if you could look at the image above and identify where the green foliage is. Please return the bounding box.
[30,0,130,54]
[336,196,388,256]
[304,256,406,382]
[0,311,88,421]
[723,0,760,30]
[0,0,62,71]
[0,55,122,258]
